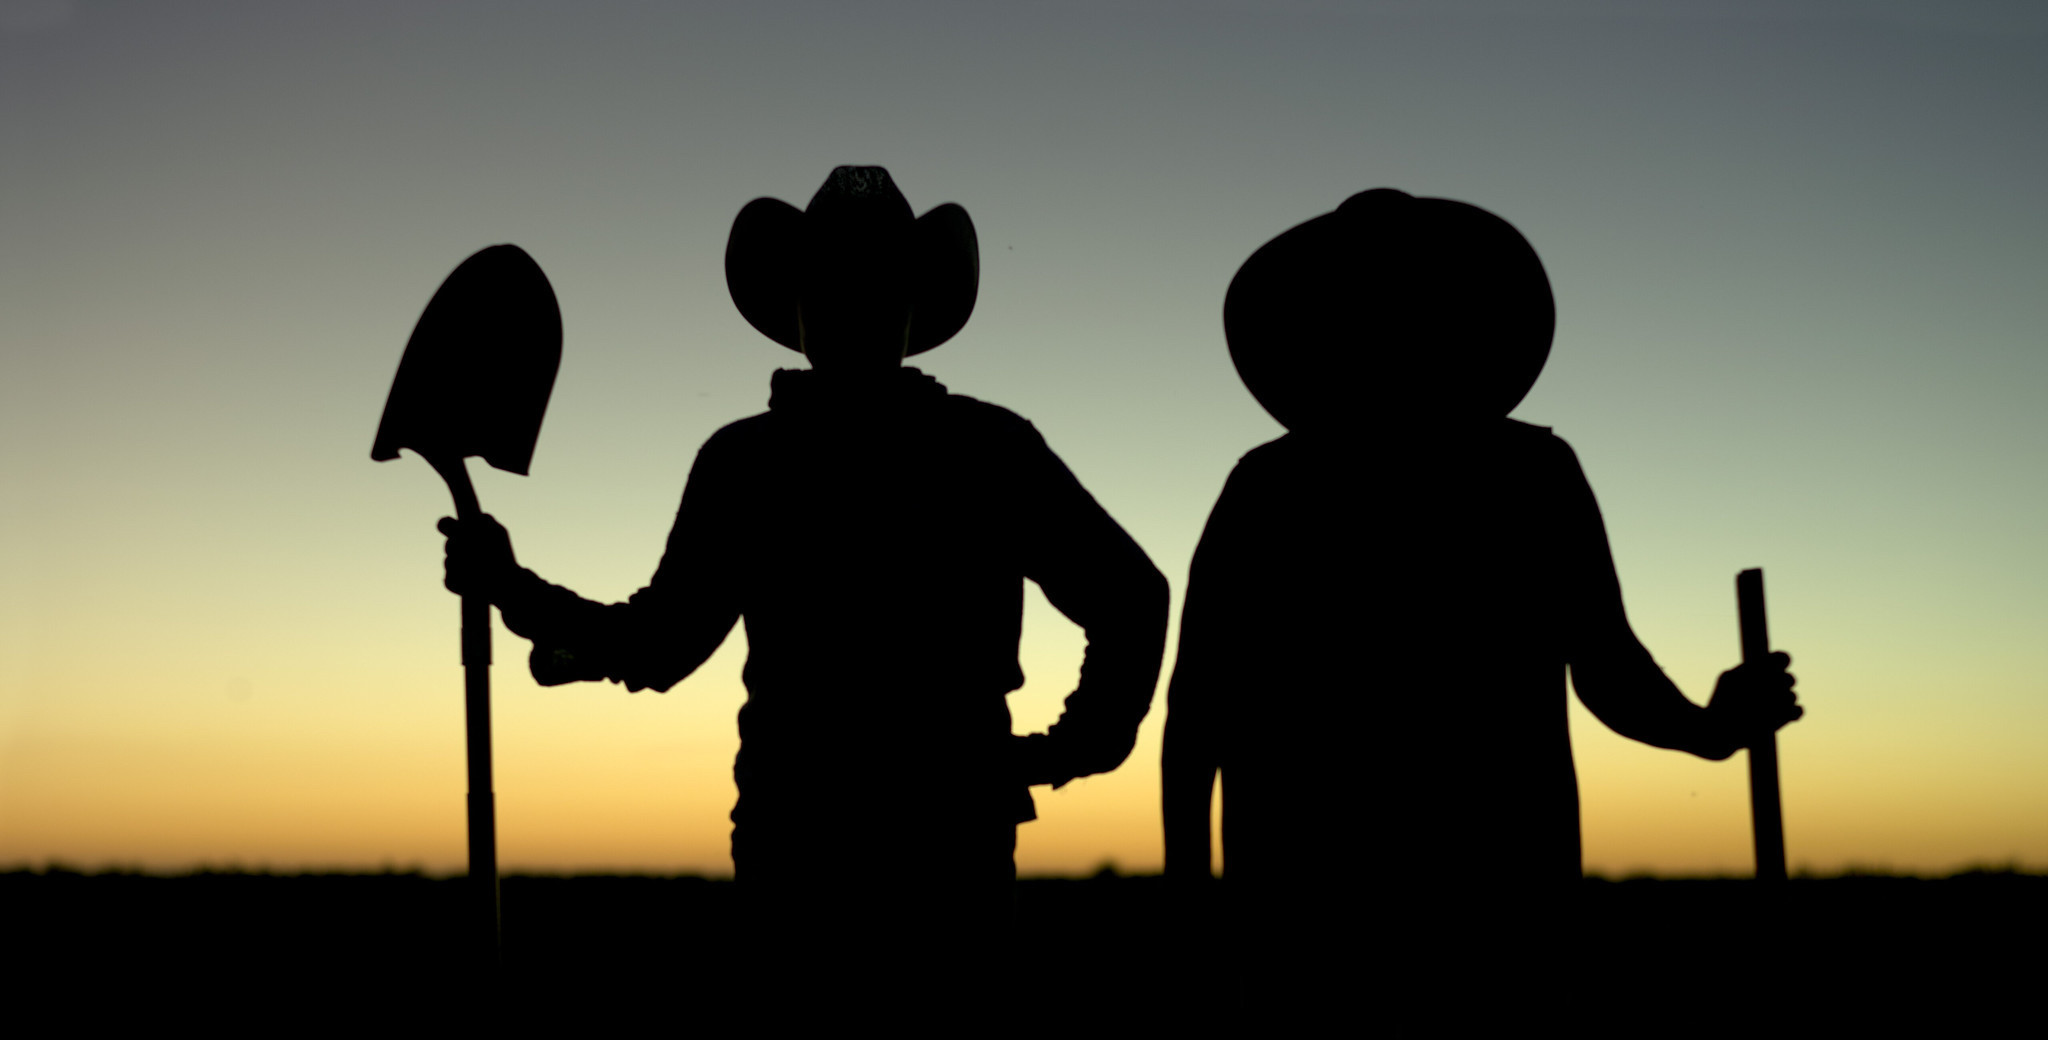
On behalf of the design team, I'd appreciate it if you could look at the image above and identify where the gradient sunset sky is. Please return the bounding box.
[3,0,2044,877]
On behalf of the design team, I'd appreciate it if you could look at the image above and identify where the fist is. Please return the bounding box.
[438,514,518,598]
[1704,651,1802,757]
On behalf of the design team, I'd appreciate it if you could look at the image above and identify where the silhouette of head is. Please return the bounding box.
[726,166,979,372]
[1223,188,1554,434]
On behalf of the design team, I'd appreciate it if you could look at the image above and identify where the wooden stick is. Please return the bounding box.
[1738,568,1786,883]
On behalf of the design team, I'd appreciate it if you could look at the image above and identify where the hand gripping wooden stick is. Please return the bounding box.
[1738,568,1787,883]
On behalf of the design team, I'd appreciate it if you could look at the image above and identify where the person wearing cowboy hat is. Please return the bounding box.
[441,167,1167,938]
[1159,189,1802,985]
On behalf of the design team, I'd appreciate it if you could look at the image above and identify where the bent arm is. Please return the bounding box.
[1013,425,1170,788]
[1569,627,1732,759]
[495,440,745,693]
[1557,440,1731,758]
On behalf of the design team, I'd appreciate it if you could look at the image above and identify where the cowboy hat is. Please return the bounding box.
[726,166,979,356]
[1223,188,1554,432]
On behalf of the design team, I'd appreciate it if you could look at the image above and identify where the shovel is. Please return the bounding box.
[372,244,562,962]
[1737,568,1787,883]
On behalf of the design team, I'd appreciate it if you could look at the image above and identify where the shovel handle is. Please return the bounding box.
[1738,568,1787,884]
[426,451,483,522]
[423,451,501,962]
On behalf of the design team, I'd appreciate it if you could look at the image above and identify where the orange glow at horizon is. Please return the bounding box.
[8,578,2047,877]
[5,2,2046,882]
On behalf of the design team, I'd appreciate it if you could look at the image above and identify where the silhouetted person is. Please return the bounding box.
[441,167,1167,977]
[1160,190,1801,996]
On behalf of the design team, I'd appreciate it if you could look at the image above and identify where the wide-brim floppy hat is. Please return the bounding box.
[725,166,979,356]
[1223,188,1554,432]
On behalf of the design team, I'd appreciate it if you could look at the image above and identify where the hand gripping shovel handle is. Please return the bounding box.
[1738,568,1787,884]
[427,451,502,962]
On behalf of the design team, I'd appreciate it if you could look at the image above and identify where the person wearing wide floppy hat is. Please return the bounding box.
[1158,189,1801,944]
[441,167,1167,933]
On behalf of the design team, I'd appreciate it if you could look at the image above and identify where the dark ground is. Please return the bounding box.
[7,869,2040,1027]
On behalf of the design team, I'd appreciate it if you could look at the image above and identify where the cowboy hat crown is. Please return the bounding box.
[726,166,979,356]
[1223,188,1555,433]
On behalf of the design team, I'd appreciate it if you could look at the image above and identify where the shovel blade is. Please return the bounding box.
[372,244,562,475]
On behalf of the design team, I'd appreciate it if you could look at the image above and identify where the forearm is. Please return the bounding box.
[493,566,606,645]
[1571,638,1735,760]
[495,567,735,692]
[1031,563,1169,783]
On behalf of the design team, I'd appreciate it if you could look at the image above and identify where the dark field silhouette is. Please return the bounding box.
[6,867,2040,1023]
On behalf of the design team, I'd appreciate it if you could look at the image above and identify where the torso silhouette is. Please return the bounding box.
[500,365,1163,887]
[1168,417,1628,890]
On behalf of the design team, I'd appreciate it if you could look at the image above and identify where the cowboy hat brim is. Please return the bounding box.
[725,198,979,356]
